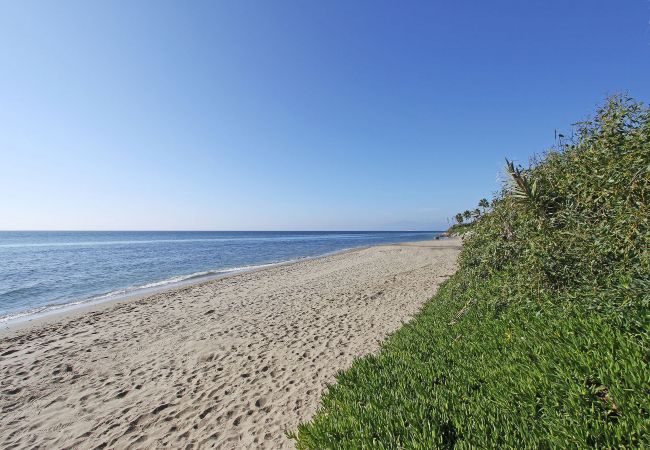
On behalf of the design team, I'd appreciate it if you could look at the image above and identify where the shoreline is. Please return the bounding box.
[0,242,383,334]
[1,236,449,333]
[0,237,461,449]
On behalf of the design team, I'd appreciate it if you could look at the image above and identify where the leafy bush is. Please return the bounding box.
[291,96,650,448]
[445,222,473,236]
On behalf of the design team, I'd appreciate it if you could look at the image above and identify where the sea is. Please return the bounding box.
[0,231,439,323]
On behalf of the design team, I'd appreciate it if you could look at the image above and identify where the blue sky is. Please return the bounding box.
[1,1,648,231]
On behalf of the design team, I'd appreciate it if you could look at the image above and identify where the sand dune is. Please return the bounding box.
[0,238,460,449]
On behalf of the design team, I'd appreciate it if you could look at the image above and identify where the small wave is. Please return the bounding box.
[132,263,280,290]
[0,261,283,324]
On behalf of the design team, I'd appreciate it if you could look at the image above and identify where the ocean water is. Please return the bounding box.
[0,231,438,322]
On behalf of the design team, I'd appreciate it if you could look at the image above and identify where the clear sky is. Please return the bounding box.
[1,1,648,231]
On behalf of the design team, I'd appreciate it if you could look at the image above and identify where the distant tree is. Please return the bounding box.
[463,210,472,221]
[478,198,489,210]
[473,208,481,219]
[455,213,464,224]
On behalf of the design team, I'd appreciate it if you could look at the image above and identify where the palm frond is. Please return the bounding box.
[505,159,538,203]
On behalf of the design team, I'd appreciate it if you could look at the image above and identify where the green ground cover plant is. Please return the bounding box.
[291,96,649,448]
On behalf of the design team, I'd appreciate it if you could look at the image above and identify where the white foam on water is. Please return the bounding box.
[0,261,283,325]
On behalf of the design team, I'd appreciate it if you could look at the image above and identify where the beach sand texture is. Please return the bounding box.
[0,238,461,449]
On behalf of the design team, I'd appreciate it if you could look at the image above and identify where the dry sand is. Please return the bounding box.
[0,238,461,449]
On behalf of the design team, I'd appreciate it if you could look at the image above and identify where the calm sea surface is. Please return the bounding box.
[0,231,438,322]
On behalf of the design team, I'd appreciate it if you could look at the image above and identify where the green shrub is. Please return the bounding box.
[291,96,650,448]
[446,222,474,236]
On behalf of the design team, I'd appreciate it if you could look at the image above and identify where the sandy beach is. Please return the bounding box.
[0,238,461,449]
